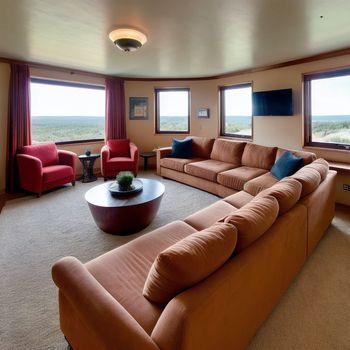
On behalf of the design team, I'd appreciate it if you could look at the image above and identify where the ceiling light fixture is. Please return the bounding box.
[109,28,147,52]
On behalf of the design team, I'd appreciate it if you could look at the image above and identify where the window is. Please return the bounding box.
[304,69,350,150]
[155,88,190,133]
[30,78,105,144]
[220,83,252,139]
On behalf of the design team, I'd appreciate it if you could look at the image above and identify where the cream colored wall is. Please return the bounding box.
[0,63,10,194]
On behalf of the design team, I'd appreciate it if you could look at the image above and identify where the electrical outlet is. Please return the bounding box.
[343,184,350,191]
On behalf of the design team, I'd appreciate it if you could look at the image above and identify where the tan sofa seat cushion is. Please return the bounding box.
[185,159,236,182]
[223,191,254,208]
[291,167,321,198]
[185,200,237,231]
[143,223,237,304]
[160,157,203,173]
[241,143,277,170]
[217,166,267,191]
[243,172,279,196]
[256,178,302,215]
[86,220,197,335]
[189,136,215,158]
[303,158,329,182]
[210,139,246,165]
[276,148,316,165]
[223,195,279,253]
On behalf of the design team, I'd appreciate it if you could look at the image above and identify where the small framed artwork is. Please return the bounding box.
[129,97,148,120]
[198,108,210,119]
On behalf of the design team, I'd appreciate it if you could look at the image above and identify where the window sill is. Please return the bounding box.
[55,139,104,146]
[303,145,350,154]
[328,161,350,173]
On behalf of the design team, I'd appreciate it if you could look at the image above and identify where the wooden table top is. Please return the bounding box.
[85,178,165,208]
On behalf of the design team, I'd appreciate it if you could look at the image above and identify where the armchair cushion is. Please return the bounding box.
[43,165,74,184]
[21,143,58,167]
[107,139,130,158]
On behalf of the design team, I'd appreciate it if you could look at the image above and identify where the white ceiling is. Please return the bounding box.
[0,0,349,78]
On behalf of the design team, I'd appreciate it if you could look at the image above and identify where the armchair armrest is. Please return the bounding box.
[130,143,140,175]
[156,147,172,175]
[52,257,160,350]
[17,154,43,193]
[57,150,77,173]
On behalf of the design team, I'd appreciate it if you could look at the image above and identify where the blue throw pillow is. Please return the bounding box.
[171,138,193,158]
[271,151,304,180]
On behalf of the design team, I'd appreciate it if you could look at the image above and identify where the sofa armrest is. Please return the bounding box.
[52,257,160,350]
[17,154,43,193]
[57,150,77,173]
[156,147,172,175]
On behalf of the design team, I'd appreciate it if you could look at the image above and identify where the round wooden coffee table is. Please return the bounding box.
[85,178,165,235]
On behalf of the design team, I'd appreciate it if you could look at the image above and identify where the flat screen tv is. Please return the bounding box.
[253,88,293,116]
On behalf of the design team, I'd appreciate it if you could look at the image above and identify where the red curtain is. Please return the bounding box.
[6,64,32,193]
[105,77,126,140]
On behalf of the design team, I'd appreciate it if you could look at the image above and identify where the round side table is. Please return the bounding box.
[78,154,100,183]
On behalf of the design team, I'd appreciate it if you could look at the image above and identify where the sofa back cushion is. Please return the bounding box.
[291,167,321,197]
[210,139,246,165]
[188,136,215,158]
[241,143,277,170]
[256,178,302,215]
[303,158,329,182]
[223,195,279,253]
[276,148,316,165]
[21,143,58,167]
[107,139,130,158]
[143,222,237,304]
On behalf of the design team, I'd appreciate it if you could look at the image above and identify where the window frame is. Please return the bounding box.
[304,68,350,150]
[155,87,190,134]
[219,83,253,140]
[30,78,105,145]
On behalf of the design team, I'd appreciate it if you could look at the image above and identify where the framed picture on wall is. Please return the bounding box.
[129,97,148,120]
[198,108,210,118]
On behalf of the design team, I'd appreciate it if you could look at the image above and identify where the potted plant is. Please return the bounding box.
[116,171,134,191]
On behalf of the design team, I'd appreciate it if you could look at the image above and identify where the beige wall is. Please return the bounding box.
[1,56,349,204]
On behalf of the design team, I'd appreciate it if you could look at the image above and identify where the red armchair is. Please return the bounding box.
[17,143,77,197]
[101,139,139,180]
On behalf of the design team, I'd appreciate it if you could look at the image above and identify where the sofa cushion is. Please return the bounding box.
[185,159,236,182]
[107,139,130,158]
[171,138,192,158]
[241,143,277,170]
[160,157,203,173]
[86,220,197,335]
[223,191,254,208]
[291,167,321,198]
[217,166,267,191]
[210,139,246,165]
[188,136,215,158]
[21,143,58,167]
[276,148,316,165]
[271,151,304,180]
[303,158,329,182]
[143,222,237,304]
[42,165,74,184]
[243,172,279,196]
[185,200,237,231]
[223,195,279,253]
[256,178,302,215]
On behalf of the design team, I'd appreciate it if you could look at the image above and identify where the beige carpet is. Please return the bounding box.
[0,171,349,349]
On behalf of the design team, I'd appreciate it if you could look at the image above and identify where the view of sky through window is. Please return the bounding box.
[30,81,105,143]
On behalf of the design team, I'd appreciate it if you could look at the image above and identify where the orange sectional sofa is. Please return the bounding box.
[52,137,336,350]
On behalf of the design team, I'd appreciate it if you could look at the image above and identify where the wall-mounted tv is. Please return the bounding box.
[253,88,293,116]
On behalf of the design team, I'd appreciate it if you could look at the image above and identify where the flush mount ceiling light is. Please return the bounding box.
[109,28,147,52]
